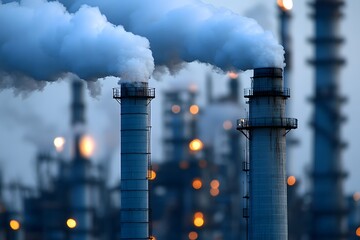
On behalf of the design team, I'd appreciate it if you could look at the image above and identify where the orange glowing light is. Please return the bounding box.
[194,212,204,218]
[277,0,293,11]
[228,71,239,79]
[179,160,189,170]
[9,220,20,231]
[193,212,204,227]
[353,192,360,202]
[79,135,95,158]
[210,188,220,197]
[66,218,77,229]
[53,137,66,152]
[210,179,220,189]
[150,236,157,240]
[189,105,200,115]
[188,231,198,240]
[171,105,181,114]
[223,120,233,130]
[148,170,157,180]
[189,139,203,151]
[356,227,360,237]
[287,176,296,186]
[192,179,203,190]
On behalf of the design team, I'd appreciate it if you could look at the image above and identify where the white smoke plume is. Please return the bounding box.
[61,0,285,72]
[0,0,154,91]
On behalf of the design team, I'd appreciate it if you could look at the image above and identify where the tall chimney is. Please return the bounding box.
[237,67,297,239]
[71,80,86,126]
[69,80,94,240]
[113,81,155,240]
[309,0,347,238]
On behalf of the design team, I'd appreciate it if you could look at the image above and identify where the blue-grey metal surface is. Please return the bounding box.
[115,82,154,240]
[238,67,297,239]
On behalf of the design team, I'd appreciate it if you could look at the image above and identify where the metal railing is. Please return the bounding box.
[237,117,298,130]
[113,87,155,99]
[244,87,290,98]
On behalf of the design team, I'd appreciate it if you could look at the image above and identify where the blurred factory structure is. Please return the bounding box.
[1,1,360,240]
[151,72,246,239]
[0,80,119,240]
[308,0,348,239]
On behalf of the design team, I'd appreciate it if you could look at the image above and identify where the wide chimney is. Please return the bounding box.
[237,67,297,239]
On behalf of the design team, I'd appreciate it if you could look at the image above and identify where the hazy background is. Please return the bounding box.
[0,0,359,194]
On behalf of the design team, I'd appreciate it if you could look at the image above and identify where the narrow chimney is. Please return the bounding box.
[69,80,94,240]
[113,81,155,239]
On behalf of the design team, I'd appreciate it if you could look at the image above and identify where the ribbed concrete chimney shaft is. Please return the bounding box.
[113,82,155,240]
[309,0,347,239]
[237,68,297,240]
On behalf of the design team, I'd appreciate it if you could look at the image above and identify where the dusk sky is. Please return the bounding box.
[0,0,359,195]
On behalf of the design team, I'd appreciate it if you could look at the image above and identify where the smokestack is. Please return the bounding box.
[69,80,94,240]
[71,80,86,126]
[237,67,297,239]
[309,0,347,238]
[113,81,155,239]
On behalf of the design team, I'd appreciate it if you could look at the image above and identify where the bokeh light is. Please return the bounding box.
[188,231,198,240]
[210,188,220,197]
[189,139,203,152]
[79,135,95,158]
[287,176,296,186]
[277,0,293,11]
[192,179,203,190]
[53,137,66,152]
[193,212,204,227]
[148,170,156,180]
[9,220,20,231]
[189,105,200,115]
[228,71,239,79]
[171,105,181,114]
[66,218,77,229]
[210,179,220,189]
[223,120,233,130]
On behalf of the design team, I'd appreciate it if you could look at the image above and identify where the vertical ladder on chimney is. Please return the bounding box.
[243,136,250,240]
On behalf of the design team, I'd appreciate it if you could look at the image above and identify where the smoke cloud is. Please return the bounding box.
[0,0,154,91]
[62,0,285,72]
